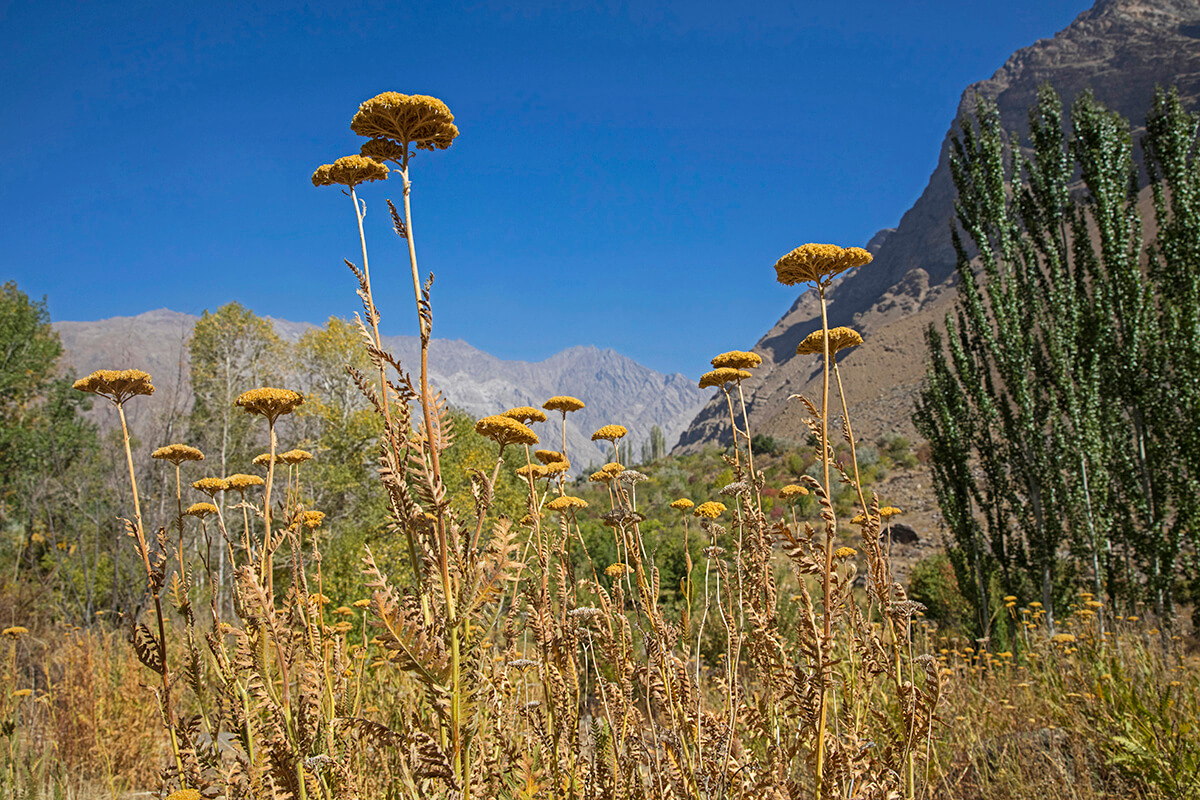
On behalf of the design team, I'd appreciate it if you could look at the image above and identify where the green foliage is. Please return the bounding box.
[908,553,968,631]
[914,86,1200,634]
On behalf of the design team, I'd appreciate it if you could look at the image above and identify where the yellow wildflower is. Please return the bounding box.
[72,369,155,405]
[300,511,325,530]
[543,395,585,413]
[515,463,551,480]
[546,496,588,512]
[502,406,547,425]
[774,243,873,286]
[311,154,388,189]
[184,502,218,518]
[780,484,810,500]
[670,498,694,511]
[225,473,265,492]
[834,547,857,559]
[589,471,612,483]
[333,606,354,617]
[309,593,331,606]
[710,351,762,370]
[605,563,632,579]
[543,459,570,474]
[796,327,864,358]
[602,462,624,475]
[279,449,313,465]
[353,599,372,609]
[878,506,902,518]
[535,449,564,465]
[252,453,276,467]
[165,791,201,800]
[475,415,539,447]
[10,689,31,698]
[191,477,229,496]
[693,501,726,519]
[698,368,751,389]
[350,92,459,153]
[1052,633,1076,644]
[592,425,627,442]
[151,444,204,465]
[235,388,304,424]
[2,627,28,638]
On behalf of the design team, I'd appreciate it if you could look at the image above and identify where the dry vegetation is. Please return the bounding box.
[0,91,1196,800]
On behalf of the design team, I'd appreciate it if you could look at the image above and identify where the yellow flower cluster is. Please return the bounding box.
[834,547,858,559]
[279,449,313,465]
[226,473,264,491]
[151,444,204,465]
[546,495,588,512]
[698,368,751,389]
[184,502,218,518]
[543,395,585,413]
[796,327,864,358]
[780,484,810,500]
[300,510,325,530]
[73,369,155,405]
[192,477,230,496]
[693,501,726,519]
[773,243,873,286]
[252,453,276,467]
[351,92,459,153]
[503,406,547,425]
[311,154,389,189]
[602,462,623,475]
[475,415,539,447]
[165,790,202,800]
[515,463,551,480]
[710,351,762,370]
[878,506,902,519]
[2,626,28,638]
[605,563,632,578]
[591,425,627,442]
[589,471,611,483]
[669,498,694,511]
[235,388,304,423]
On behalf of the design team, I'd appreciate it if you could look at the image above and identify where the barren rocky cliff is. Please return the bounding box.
[675,0,1200,456]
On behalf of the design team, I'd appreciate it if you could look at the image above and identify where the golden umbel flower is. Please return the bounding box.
[546,495,588,512]
[535,449,565,465]
[475,415,539,448]
[780,484,810,501]
[589,471,612,483]
[252,453,276,467]
[605,563,632,579]
[796,327,864,358]
[502,406,548,425]
[352,598,372,609]
[165,790,202,800]
[850,513,868,526]
[226,473,265,492]
[693,501,726,519]
[699,368,751,389]
[192,477,229,497]
[878,506,903,519]
[670,498,694,511]
[515,463,551,480]
[279,449,314,465]
[543,459,570,475]
[774,243,873,286]
[834,547,858,559]
[360,137,409,164]
[519,513,545,526]
[73,369,155,405]
[350,92,459,153]
[151,444,204,465]
[184,502,218,518]
[235,388,303,425]
[311,154,389,189]
[591,425,627,442]
[300,510,325,530]
[2,626,28,638]
[10,689,31,699]
[543,395,585,413]
[602,462,624,475]
[711,351,762,370]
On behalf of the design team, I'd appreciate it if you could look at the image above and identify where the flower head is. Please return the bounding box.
[670,498,694,511]
[279,449,313,465]
[780,484,810,501]
[350,92,459,153]
[2,626,28,639]
[774,243,873,286]
[165,790,202,800]
[796,327,864,358]
[589,471,612,483]
[605,563,632,579]
[252,453,277,467]
[699,368,751,389]
[311,154,389,189]
[535,449,565,465]
[359,138,409,164]
[711,351,762,370]
[474,415,539,448]
[543,459,570,475]
[151,444,205,465]
[184,502,218,518]
[235,388,303,425]
[602,462,624,475]
[878,506,903,519]
[591,425,627,442]
[300,510,325,530]
[834,547,858,559]
[73,369,155,405]
[693,501,726,519]
[515,463,551,480]
[502,406,547,425]
[226,473,265,492]
[543,395,585,413]
[546,495,588,513]
[191,477,229,497]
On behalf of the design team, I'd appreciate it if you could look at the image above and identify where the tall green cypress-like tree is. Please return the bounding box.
[915,86,1200,632]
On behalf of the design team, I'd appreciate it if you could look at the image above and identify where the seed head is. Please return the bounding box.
[502,406,548,425]
[475,415,539,447]
[670,498,694,511]
[73,369,155,405]
[350,92,459,153]
[311,154,389,189]
[543,395,585,413]
[546,495,588,512]
[151,444,204,465]
[184,502,218,518]
[592,425,627,442]
[711,351,762,370]
[774,243,873,286]
[192,477,229,497]
[693,501,726,519]
[796,327,864,358]
[699,368,751,389]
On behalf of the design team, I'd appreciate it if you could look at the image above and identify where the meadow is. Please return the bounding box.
[0,91,1196,800]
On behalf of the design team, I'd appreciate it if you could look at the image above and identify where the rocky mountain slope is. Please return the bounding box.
[676,0,1200,457]
[55,311,708,471]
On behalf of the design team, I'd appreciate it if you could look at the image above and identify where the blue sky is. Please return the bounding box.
[2,0,1089,376]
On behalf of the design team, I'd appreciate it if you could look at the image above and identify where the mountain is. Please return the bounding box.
[675,0,1200,454]
[53,310,707,471]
